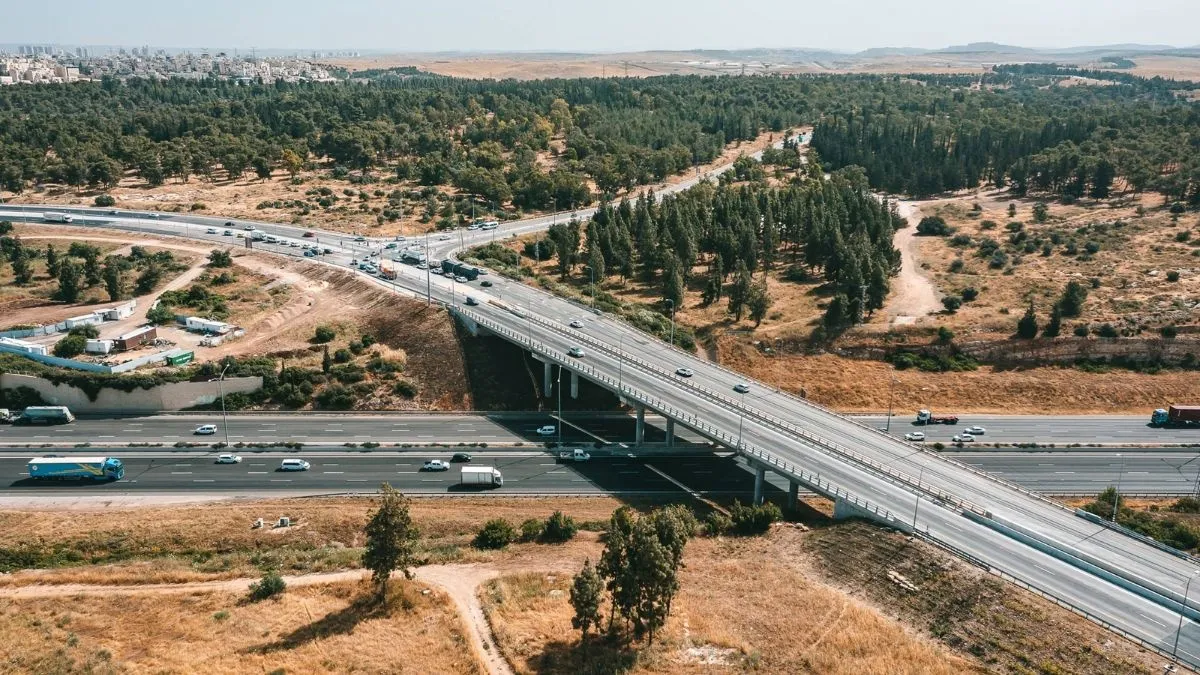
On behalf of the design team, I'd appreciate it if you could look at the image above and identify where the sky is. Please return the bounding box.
[8,0,1200,53]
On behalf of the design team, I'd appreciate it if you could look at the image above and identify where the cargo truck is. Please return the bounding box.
[399,248,426,265]
[42,212,74,223]
[14,406,75,425]
[440,260,479,281]
[557,448,591,462]
[1151,405,1200,427]
[27,456,124,481]
[916,409,958,425]
[460,466,503,488]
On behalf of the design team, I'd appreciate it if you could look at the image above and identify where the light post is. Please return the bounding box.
[590,265,596,311]
[886,373,898,433]
[664,299,675,347]
[736,391,747,449]
[1112,453,1125,523]
[424,231,431,306]
[1173,571,1200,666]
[556,365,563,450]
[617,332,626,393]
[912,466,925,532]
[209,364,231,447]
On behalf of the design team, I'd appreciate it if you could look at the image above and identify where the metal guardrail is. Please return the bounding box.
[507,307,987,516]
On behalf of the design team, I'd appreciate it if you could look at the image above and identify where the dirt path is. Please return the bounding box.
[884,200,942,325]
[0,563,515,675]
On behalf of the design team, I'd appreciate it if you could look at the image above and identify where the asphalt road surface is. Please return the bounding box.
[3,448,1197,497]
[0,413,693,446]
[858,414,1200,444]
[0,413,1193,446]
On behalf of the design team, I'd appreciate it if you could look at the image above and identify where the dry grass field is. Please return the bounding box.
[0,578,480,674]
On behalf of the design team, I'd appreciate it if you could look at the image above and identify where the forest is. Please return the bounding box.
[472,157,903,334]
[1,67,1195,210]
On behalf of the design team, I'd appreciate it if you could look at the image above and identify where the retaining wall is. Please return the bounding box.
[0,373,263,413]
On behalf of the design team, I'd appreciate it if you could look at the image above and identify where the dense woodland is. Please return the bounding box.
[475,159,903,333]
[3,67,1196,212]
[812,67,1200,201]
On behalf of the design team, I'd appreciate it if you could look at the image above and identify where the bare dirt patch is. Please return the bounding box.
[0,578,480,674]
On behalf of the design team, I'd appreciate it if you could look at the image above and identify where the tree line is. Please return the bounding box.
[810,68,1200,203]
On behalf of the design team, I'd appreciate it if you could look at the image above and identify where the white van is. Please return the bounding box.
[279,459,311,472]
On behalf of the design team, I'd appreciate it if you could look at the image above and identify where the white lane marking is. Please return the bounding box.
[270,479,292,482]
[323,471,344,475]
[548,470,568,474]
[1054,472,1075,475]
[1033,564,1056,576]
[346,479,367,482]
[420,479,443,482]
[396,471,418,474]
[323,463,339,467]
[170,471,192,475]
[247,471,267,474]
[1139,613,1168,628]
[193,479,214,483]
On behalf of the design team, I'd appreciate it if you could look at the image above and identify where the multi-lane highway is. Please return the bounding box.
[3,449,1197,497]
[0,412,1193,446]
[9,181,1200,665]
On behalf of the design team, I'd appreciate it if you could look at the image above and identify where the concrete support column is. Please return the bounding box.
[753,464,766,505]
[665,418,675,448]
[787,481,799,511]
[543,360,552,397]
[635,404,645,446]
[570,371,579,399]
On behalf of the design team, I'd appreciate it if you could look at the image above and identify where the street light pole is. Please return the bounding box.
[665,299,675,347]
[217,364,230,446]
[886,374,897,433]
[912,466,925,532]
[1112,453,1125,522]
[1173,571,1200,666]
[424,231,431,306]
[736,391,747,448]
[556,365,563,450]
[618,333,626,392]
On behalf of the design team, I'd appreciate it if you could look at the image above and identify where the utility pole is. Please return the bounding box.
[665,299,675,347]
[1173,571,1200,667]
[210,364,230,447]
[886,373,897,433]
[912,467,925,532]
[556,365,563,450]
[424,231,431,305]
[1112,453,1125,522]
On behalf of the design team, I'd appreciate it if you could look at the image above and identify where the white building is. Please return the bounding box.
[185,317,232,335]
[0,337,48,356]
[64,313,102,329]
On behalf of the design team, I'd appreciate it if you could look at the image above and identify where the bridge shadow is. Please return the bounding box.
[484,412,669,446]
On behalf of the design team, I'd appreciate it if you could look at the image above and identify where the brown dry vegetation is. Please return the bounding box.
[481,522,1162,674]
[0,578,480,674]
[0,497,630,587]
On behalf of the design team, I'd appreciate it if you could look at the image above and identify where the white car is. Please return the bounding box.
[454,275,469,283]
[205,227,217,234]
[193,424,218,435]
[966,425,986,435]
[437,235,451,241]
[952,433,976,443]
[422,459,451,471]
[675,367,694,378]
[223,229,233,236]
[243,224,255,230]
[904,431,926,441]
[279,459,311,471]
[215,454,242,464]
[569,319,584,329]
[733,383,750,394]
[567,346,585,358]
[536,425,557,436]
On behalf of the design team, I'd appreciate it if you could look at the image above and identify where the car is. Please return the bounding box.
[567,346,585,358]
[416,262,428,270]
[215,454,242,464]
[536,425,557,436]
[147,213,159,219]
[422,459,451,471]
[222,229,233,236]
[966,425,986,435]
[675,367,694,377]
[193,424,218,435]
[569,319,584,329]
[437,234,451,241]
[323,248,334,254]
[109,210,119,215]
[236,233,245,238]
[384,242,397,249]
[952,433,976,443]
[733,383,751,394]
[443,271,455,278]
[243,224,255,230]
[205,227,217,234]
[480,280,493,287]
[454,275,468,283]
[279,458,311,471]
[354,235,366,242]
[304,250,316,257]
[904,431,926,441]
[464,296,479,306]
[394,235,407,241]
[303,231,315,238]
[477,268,489,275]
[290,241,300,247]
[451,452,472,463]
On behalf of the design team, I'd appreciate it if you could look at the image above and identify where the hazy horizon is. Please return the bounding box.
[10,0,1200,54]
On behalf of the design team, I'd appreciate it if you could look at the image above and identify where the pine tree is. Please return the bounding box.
[727,261,752,321]
[1017,301,1039,339]
[569,558,604,640]
[57,259,82,303]
[663,255,685,308]
[322,345,332,374]
[362,483,420,600]
[11,250,33,285]
[45,244,60,278]
[102,256,124,301]
[1043,303,1063,338]
[597,506,637,631]
[748,276,773,327]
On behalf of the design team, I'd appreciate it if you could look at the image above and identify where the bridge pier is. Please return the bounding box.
[665,418,675,447]
[787,481,799,511]
[753,464,766,505]
[635,404,645,446]
[543,361,552,397]
[570,371,579,399]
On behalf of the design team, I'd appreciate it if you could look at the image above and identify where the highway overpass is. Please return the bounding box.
[6,195,1200,666]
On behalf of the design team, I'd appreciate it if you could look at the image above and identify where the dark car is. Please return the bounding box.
[451,452,472,463]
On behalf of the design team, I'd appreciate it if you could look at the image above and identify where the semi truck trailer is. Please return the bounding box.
[1151,405,1200,427]
[460,466,503,488]
[916,409,958,425]
[42,212,74,223]
[27,456,124,481]
[14,406,75,425]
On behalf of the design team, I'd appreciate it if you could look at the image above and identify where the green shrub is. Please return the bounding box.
[703,511,733,536]
[474,518,516,549]
[541,511,578,543]
[1167,270,1181,282]
[728,500,781,535]
[519,518,543,542]
[247,571,286,601]
[392,380,417,398]
[313,325,336,343]
[52,334,87,358]
[94,194,116,207]
[915,216,953,236]
[1097,323,1119,338]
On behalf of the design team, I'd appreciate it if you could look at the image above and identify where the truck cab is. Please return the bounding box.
[558,448,591,462]
[1152,409,1171,426]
